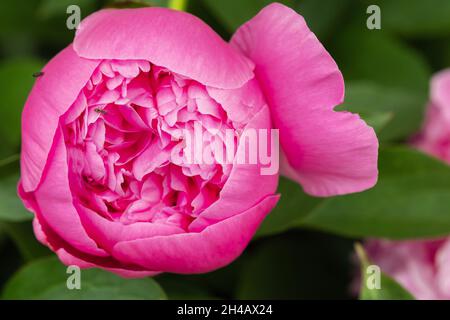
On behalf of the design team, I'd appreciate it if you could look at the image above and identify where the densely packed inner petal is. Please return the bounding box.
[62,60,255,230]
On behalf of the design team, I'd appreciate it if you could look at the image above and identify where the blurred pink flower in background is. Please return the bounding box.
[365,239,450,300]
[18,3,378,277]
[365,69,450,299]
[414,69,450,163]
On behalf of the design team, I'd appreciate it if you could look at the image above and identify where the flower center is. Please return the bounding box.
[62,60,242,230]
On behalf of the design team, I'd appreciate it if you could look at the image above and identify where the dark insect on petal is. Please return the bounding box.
[94,108,107,114]
[32,71,44,78]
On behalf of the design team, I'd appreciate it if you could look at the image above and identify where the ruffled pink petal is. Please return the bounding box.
[112,195,279,274]
[189,105,278,232]
[73,8,254,89]
[207,78,266,126]
[21,45,100,192]
[231,3,378,196]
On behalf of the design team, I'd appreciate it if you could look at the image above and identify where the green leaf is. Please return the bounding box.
[237,231,354,299]
[340,81,427,142]
[0,173,32,222]
[355,244,414,300]
[331,26,431,92]
[0,58,44,149]
[300,147,450,239]
[368,0,450,37]
[256,177,321,238]
[2,257,167,300]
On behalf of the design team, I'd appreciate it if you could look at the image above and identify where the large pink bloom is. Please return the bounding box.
[365,69,450,299]
[19,4,378,277]
[365,239,450,300]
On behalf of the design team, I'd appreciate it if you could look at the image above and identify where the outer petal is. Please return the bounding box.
[26,128,108,257]
[56,248,158,279]
[231,3,378,196]
[28,198,157,278]
[73,8,254,89]
[75,203,185,252]
[112,195,279,274]
[21,45,100,192]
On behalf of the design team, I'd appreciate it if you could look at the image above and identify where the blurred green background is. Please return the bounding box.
[0,0,449,300]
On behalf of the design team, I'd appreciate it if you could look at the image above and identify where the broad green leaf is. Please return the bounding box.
[331,26,431,92]
[256,177,321,238]
[0,173,32,222]
[355,244,414,300]
[340,81,427,142]
[300,147,450,239]
[367,0,450,37]
[2,257,167,300]
[0,58,44,149]
[237,231,354,299]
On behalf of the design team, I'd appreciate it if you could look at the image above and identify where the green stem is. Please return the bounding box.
[168,0,187,11]
[0,154,19,167]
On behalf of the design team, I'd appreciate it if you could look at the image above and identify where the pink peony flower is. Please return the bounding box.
[414,69,450,163]
[365,239,450,300]
[364,69,450,299]
[19,4,378,277]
